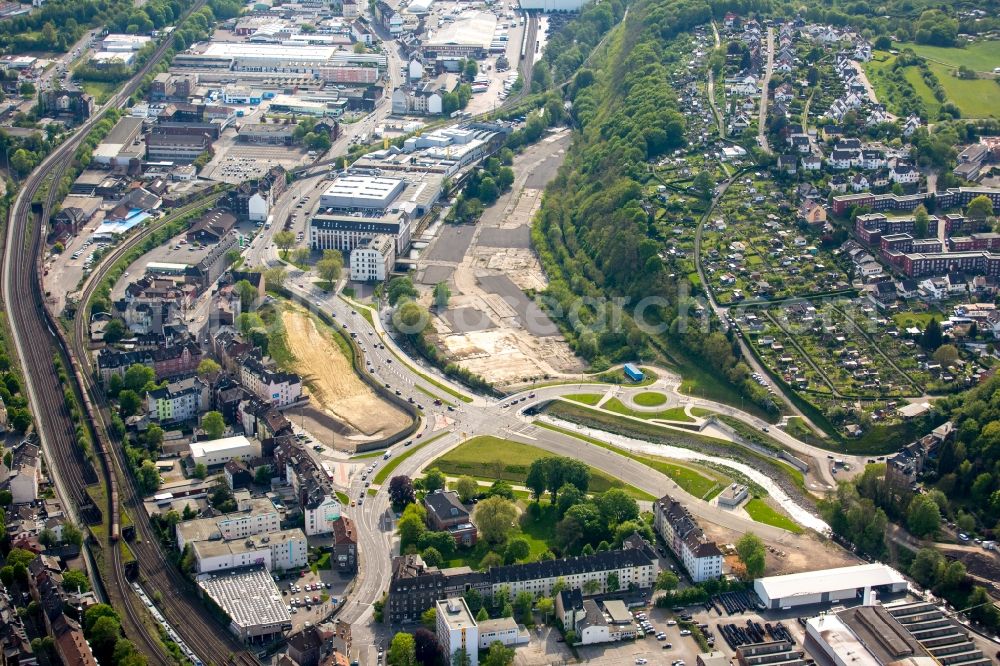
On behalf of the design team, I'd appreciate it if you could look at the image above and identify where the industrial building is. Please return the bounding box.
[754,563,908,610]
[421,11,497,59]
[197,567,291,642]
[320,174,406,210]
[189,435,262,468]
[805,600,992,666]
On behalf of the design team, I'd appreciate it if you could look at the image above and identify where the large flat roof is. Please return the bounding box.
[197,567,289,629]
[322,174,405,208]
[203,42,337,61]
[190,435,255,456]
[425,11,497,48]
[436,598,476,631]
[756,564,907,601]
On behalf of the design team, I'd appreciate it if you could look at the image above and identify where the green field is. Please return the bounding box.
[892,310,945,329]
[901,66,941,117]
[80,80,117,105]
[534,422,727,500]
[926,61,1000,119]
[744,498,802,533]
[432,436,654,500]
[894,40,1000,72]
[633,391,668,407]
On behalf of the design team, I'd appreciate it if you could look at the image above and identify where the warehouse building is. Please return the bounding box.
[197,567,291,642]
[319,174,406,210]
[754,563,908,610]
[189,435,262,468]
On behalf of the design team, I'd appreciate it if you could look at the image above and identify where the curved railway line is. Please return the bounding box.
[1,1,257,662]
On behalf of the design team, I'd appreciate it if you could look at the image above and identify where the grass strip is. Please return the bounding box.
[743,498,803,533]
[373,431,451,484]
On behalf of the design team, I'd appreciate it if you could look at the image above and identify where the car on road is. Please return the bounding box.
[679,629,692,636]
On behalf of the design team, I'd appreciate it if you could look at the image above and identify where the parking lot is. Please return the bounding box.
[278,568,351,633]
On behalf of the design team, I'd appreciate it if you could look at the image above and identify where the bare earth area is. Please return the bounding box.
[422,129,585,387]
[281,310,410,441]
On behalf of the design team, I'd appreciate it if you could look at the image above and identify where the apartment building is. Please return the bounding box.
[653,494,724,582]
[146,376,209,424]
[239,356,303,408]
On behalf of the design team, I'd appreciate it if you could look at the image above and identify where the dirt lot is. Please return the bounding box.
[700,522,861,576]
[281,310,410,441]
[427,129,584,387]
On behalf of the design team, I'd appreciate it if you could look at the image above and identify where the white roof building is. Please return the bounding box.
[189,435,261,467]
[320,175,406,210]
[755,563,908,609]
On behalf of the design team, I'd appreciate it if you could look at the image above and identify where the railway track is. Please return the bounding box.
[0,1,260,662]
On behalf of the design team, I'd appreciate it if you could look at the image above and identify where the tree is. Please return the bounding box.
[420,606,437,630]
[118,389,141,417]
[525,459,548,500]
[479,551,503,570]
[693,170,715,200]
[537,596,554,623]
[582,579,601,595]
[476,606,489,622]
[423,468,446,492]
[88,616,122,664]
[389,475,416,509]
[234,279,258,311]
[123,364,155,392]
[433,281,451,309]
[932,344,959,366]
[236,312,264,337]
[475,496,518,545]
[274,230,296,255]
[316,249,343,287]
[907,494,941,537]
[197,359,221,379]
[921,318,943,351]
[10,149,35,177]
[62,522,82,546]
[103,319,126,344]
[913,205,929,238]
[736,533,766,578]
[254,465,272,485]
[481,641,515,666]
[62,570,90,593]
[455,475,478,503]
[909,547,943,587]
[421,546,443,567]
[192,463,208,480]
[452,649,472,666]
[555,483,583,517]
[264,266,286,289]
[503,537,530,564]
[463,58,478,81]
[477,177,499,204]
[595,489,639,526]
[398,503,427,547]
[136,460,161,493]
[19,81,35,96]
[656,570,679,590]
[387,632,417,666]
[201,411,226,439]
[606,571,620,592]
[966,195,994,222]
[496,167,514,191]
[293,247,311,266]
[413,628,443,666]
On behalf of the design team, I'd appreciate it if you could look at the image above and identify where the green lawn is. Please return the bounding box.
[894,40,1000,72]
[80,80,117,105]
[927,61,1000,119]
[892,310,945,330]
[534,422,727,500]
[565,393,603,406]
[744,498,802,533]
[335,491,350,505]
[691,407,712,417]
[601,397,694,423]
[372,431,450,484]
[633,391,668,407]
[595,366,658,387]
[431,436,655,500]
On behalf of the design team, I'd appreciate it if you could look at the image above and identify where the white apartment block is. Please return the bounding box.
[304,495,342,536]
[349,234,395,282]
[240,357,302,408]
[436,598,479,666]
[176,497,280,550]
[653,494,724,583]
[192,528,308,573]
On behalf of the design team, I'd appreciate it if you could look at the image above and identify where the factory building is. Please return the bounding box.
[197,567,291,642]
[754,563,908,610]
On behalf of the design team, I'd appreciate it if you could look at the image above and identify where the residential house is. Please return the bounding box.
[424,490,477,547]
